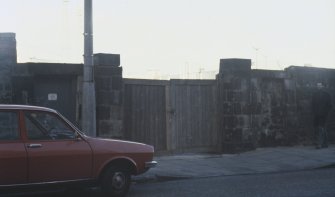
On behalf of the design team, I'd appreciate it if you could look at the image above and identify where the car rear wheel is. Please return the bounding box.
[101,166,131,197]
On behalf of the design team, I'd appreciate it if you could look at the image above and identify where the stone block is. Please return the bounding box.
[271,107,285,117]
[96,91,111,105]
[94,53,120,67]
[232,78,242,89]
[242,104,251,114]
[224,116,237,128]
[231,129,243,142]
[272,117,284,125]
[240,91,250,102]
[0,32,16,39]
[218,89,227,102]
[95,66,122,77]
[97,105,110,120]
[224,129,234,141]
[251,91,261,103]
[237,116,249,127]
[233,91,242,102]
[96,90,122,105]
[223,103,234,115]
[251,116,261,128]
[110,106,122,120]
[222,82,233,89]
[250,103,262,114]
[219,58,251,73]
[96,76,123,91]
[233,103,242,114]
[227,91,234,102]
[242,128,253,141]
[111,76,123,90]
[285,91,296,104]
[4,84,11,91]
[98,120,123,138]
[95,77,112,91]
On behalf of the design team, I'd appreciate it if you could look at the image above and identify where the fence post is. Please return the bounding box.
[165,83,173,152]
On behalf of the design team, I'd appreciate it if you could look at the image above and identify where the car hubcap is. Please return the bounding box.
[112,172,126,190]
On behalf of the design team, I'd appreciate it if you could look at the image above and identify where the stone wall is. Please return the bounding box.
[1,32,334,153]
[250,70,299,147]
[217,59,335,153]
[286,66,335,144]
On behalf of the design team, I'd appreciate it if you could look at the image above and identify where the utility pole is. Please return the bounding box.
[82,0,96,136]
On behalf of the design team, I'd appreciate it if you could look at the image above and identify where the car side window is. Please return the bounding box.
[24,111,76,140]
[0,111,19,141]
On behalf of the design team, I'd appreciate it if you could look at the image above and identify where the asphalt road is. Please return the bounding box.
[2,168,335,197]
[129,168,335,197]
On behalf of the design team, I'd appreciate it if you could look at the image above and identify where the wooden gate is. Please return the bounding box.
[169,80,218,152]
[123,79,168,151]
[123,79,218,153]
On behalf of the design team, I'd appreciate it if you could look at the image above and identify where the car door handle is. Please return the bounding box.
[27,144,43,148]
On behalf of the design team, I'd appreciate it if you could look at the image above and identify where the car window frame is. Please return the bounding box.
[22,110,79,142]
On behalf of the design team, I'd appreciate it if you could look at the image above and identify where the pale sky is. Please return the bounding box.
[1,0,335,79]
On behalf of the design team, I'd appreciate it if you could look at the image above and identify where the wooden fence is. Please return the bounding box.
[123,79,219,153]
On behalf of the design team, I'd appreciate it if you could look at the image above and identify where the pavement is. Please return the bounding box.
[134,145,335,182]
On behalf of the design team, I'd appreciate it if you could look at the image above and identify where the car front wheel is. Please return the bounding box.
[101,166,131,197]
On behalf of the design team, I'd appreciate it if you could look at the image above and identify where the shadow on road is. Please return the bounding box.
[0,188,103,197]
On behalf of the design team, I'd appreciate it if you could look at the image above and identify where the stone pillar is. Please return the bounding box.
[217,59,255,153]
[94,53,123,138]
[0,33,17,103]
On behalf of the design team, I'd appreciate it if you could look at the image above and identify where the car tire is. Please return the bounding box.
[101,166,131,197]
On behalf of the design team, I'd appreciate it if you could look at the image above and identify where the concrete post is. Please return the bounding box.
[82,0,96,136]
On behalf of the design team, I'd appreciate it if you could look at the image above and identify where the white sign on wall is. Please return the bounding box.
[48,93,58,101]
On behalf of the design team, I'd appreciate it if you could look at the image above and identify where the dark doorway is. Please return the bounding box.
[32,76,77,123]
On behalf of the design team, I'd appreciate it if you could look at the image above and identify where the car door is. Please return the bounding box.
[0,110,27,185]
[23,110,92,183]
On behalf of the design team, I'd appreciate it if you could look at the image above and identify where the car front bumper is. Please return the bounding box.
[145,161,158,168]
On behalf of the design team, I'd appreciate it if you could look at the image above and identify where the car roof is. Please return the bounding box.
[0,104,57,113]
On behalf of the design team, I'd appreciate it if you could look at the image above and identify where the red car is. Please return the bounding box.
[0,105,156,197]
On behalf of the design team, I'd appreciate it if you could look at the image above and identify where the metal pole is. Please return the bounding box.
[82,0,96,136]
